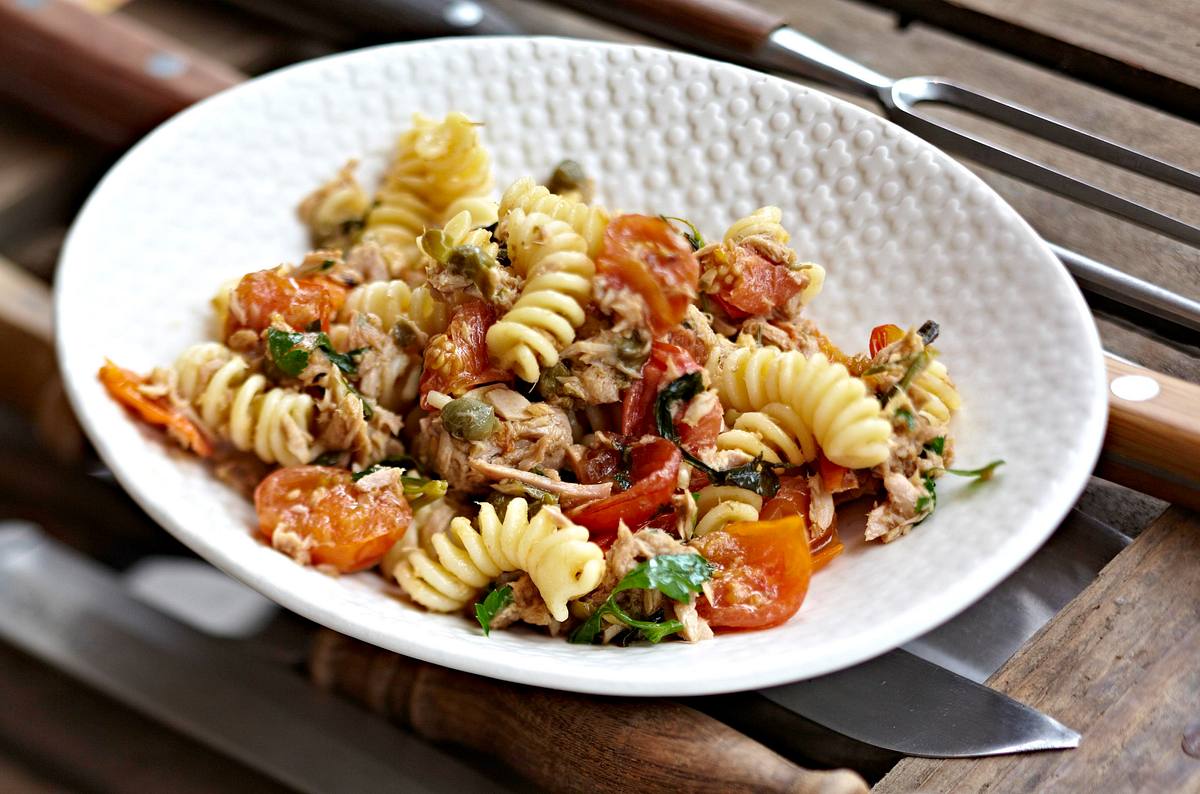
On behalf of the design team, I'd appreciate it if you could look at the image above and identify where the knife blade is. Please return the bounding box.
[0,522,510,794]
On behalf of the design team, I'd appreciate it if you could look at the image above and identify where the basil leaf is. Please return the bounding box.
[570,554,712,645]
[267,328,310,377]
[924,436,946,456]
[568,606,608,645]
[474,585,513,637]
[945,460,1005,481]
[720,458,780,499]
[609,604,684,644]
[654,371,705,444]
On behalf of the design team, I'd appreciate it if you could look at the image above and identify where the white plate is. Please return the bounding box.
[56,37,1106,696]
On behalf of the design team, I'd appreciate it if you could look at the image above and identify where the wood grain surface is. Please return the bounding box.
[865,0,1200,122]
[309,631,869,794]
[875,505,1200,791]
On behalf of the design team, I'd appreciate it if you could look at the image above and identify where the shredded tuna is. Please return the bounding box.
[469,461,612,502]
[489,573,559,633]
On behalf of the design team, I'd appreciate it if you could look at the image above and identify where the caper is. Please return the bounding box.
[447,245,496,280]
[547,159,587,194]
[615,333,649,367]
[441,396,499,441]
[537,361,570,398]
[419,228,451,262]
[391,319,419,349]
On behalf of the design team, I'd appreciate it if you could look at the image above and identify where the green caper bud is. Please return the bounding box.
[547,159,587,194]
[391,319,419,349]
[441,397,499,441]
[447,245,495,280]
[487,490,516,516]
[615,333,649,367]
[537,361,570,398]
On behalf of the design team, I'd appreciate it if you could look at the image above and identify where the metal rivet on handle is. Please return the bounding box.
[1110,374,1160,402]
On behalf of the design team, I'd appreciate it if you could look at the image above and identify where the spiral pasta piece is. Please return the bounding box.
[486,210,594,382]
[694,486,762,537]
[914,358,961,424]
[498,177,609,257]
[725,206,789,245]
[708,345,891,469]
[174,343,316,466]
[393,498,605,621]
[717,403,817,465]
[340,280,411,330]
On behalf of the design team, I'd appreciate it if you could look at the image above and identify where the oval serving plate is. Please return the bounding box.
[56,37,1106,696]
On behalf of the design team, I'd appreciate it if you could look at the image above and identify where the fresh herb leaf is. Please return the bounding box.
[317,334,358,376]
[474,586,513,637]
[570,554,711,645]
[945,460,1005,481]
[895,407,916,431]
[320,259,336,271]
[660,215,706,250]
[402,476,449,501]
[924,436,946,457]
[915,474,937,516]
[655,372,705,445]
[720,458,780,499]
[882,350,930,405]
[266,328,310,376]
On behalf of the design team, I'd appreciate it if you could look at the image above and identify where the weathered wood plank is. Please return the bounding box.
[866,0,1200,121]
[875,506,1200,791]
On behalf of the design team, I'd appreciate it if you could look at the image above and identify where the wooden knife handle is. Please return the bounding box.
[0,0,243,146]
[1098,355,1200,511]
[555,0,785,52]
[309,631,867,794]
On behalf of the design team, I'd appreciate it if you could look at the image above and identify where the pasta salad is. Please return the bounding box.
[100,112,999,644]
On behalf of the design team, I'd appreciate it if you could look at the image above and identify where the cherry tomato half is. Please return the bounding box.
[99,360,213,457]
[254,466,412,573]
[869,323,905,357]
[596,215,698,335]
[620,342,699,437]
[419,299,511,408]
[760,473,842,572]
[709,244,804,320]
[227,268,342,337]
[569,437,681,547]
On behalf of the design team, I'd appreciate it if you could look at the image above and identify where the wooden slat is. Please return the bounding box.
[875,505,1200,791]
[753,0,1200,382]
[866,0,1200,121]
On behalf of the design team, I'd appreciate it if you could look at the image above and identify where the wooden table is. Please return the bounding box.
[0,0,1196,790]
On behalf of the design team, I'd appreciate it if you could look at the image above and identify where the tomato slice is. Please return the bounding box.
[227,268,341,336]
[99,360,213,457]
[254,466,412,572]
[569,438,681,546]
[419,299,511,407]
[709,244,804,320]
[596,215,699,335]
[760,473,842,572]
[620,342,699,437]
[693,514,812,629]
[869,323,905,357]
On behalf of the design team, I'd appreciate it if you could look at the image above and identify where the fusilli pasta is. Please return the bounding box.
[914,358,961,424]
[725,206,789,245]
[487,210,595,382]
[393,498,605,621]
[717,403,817,465]
[694,485,762,536]
[498,177,609,257]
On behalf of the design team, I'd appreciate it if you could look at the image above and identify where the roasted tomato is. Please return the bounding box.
[596,215,699,335]
[569,438,681,546]
[676,392,722,457]
[817,453,852,493]
[709,244,804,320]
[760,473,842,571]
[254,466,412,573]
[620,342,700,437]
[869,323,905,357]
[694,514,812,629]
[227,268,343,336]
[99,360,213,457]
[419,299,510,408]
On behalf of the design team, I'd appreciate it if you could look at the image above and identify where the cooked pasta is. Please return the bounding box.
[708,345,892,469]
[393,498,605,621]
[498,177,609,257]
[175,343,315,466]
[487,210,594,382]
[694,486,762,536]
[102,111,980,646]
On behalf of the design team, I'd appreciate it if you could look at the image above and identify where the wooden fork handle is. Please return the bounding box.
[309,631,868,794]
[555,0,785,52]
[1099,355,1200,511]
[0,0,243,146]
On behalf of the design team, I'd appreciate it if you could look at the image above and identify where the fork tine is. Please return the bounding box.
[887,80,1200,247]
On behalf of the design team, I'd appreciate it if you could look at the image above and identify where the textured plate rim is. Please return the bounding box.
[55,36,1108,696]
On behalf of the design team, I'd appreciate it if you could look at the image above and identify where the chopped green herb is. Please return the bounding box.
[945,460,1005,481]
[569,554,712,645]
[660,215,706,250]
[895,407,916,431]
[924,436,946,457]
[318,334,358,376]
[915,474,937,516]
[266,328,310,377]
[320,259,336,271]
[474,586,513,637]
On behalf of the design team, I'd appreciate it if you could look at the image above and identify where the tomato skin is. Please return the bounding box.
[676,395,722,457]
[869,323,905,357]
[569,438,681,547]
[419,299,510,408]
[597,215,699,335]
[620,342,699,437]
[761,473,842,572]
[254,466,412,573]
[99,360,213,457]
[709,244,804,320]
[228,269,340,336]
[694,515,812,629]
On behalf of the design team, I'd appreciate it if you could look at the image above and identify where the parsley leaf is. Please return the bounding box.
[915,474,937,516]
[569,554,711,645]
[317,334,358,376]
[474,586,513,636]
[660,215,706,250]
[924,436,946,456]
[945,460,1005,481]
[895,407,916,431]
[266,328,311,376]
